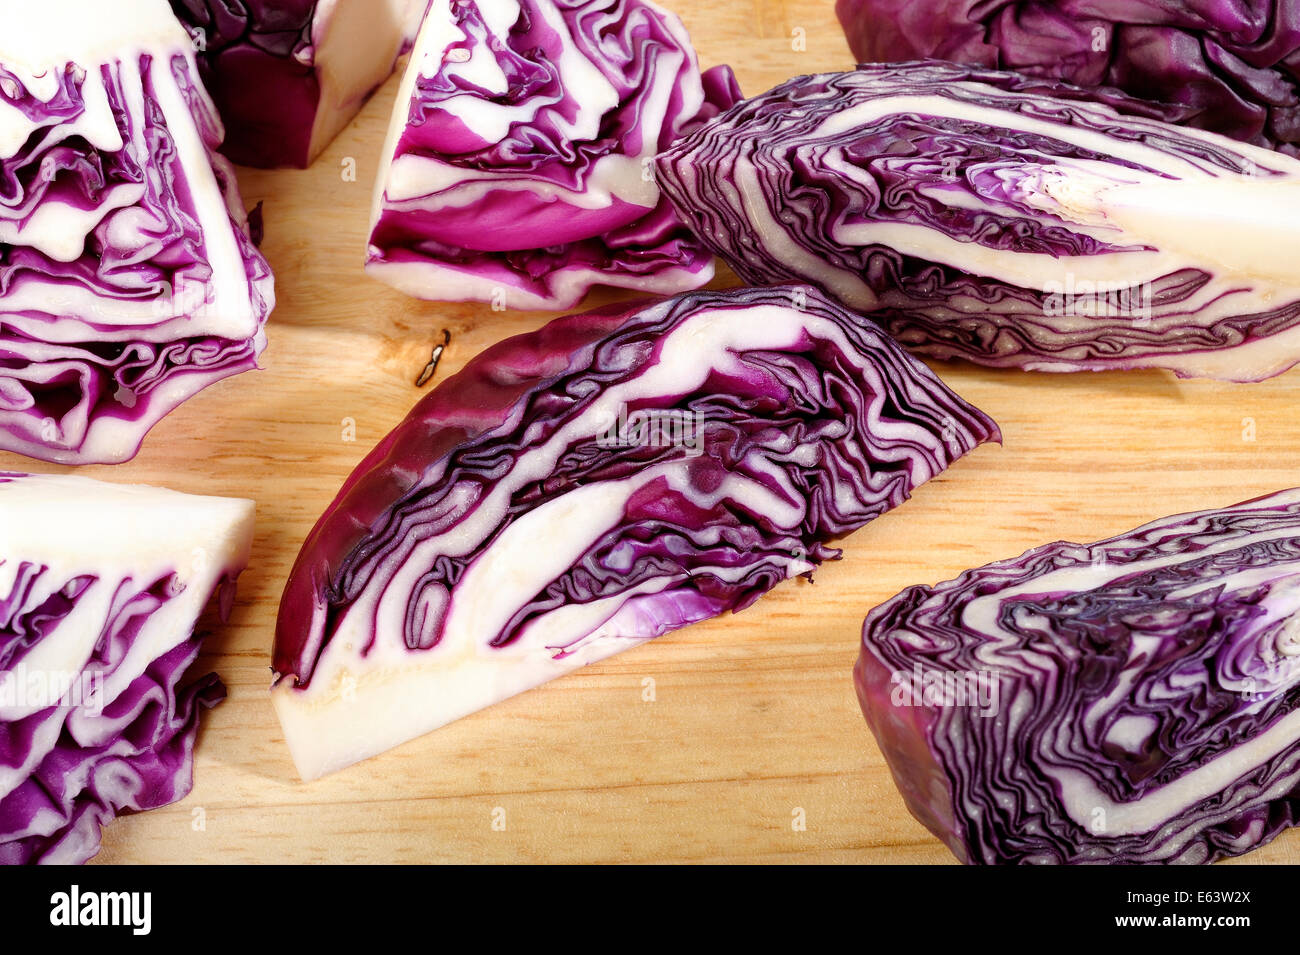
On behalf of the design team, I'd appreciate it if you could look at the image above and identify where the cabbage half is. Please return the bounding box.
[857,489,1300,864]
[365,0,741,311]
[0,472,255,865]
[0,0,274,465]
[656,61,1300,381]
[272,285,999,780]
[836,0,1300,155]
[171,0,424,168]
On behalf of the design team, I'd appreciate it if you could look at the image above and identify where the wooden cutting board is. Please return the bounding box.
[10,0,1294,864]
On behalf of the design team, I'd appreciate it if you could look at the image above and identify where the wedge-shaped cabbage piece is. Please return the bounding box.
[857,490,1300,864]
[272,286,998,780]
[0,0,274,464]
[656,62,1300,381]
[365,0,741,311]
[0,472,255,864]
[171,0,425,168]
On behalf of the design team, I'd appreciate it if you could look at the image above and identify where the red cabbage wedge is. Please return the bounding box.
[171,0,424,168]
[655,62,1300,382]
[857,490,1300,865]
[0,473,255,864]
[0,0,274,464]
[836,0,1300,155]
[272,286,998,780]
[365,0,741,311]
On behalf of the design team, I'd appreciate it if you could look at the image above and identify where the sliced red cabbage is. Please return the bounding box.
[836,0,1300,155]
[365,0,741,311]
[170,0,425,168]
[0,472,255,865]
[272,286,999,780]
[0,0,274,465]
[655,61,1300,381]
[857,489,1300,865]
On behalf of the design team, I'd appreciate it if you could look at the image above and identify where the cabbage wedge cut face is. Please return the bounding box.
[272,286,999,781]
[857,489,1300,865]
[170,0,422,168]
[0,473,255,865]
[656,62,1300,382]
[365,0,741,311]
[0,0,274,465]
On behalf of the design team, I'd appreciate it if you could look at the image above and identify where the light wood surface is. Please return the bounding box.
[10,0,1295,864]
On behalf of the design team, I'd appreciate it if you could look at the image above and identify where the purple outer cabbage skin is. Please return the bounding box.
[0,18,275,465]
[365,0,742,311]
[835,0,1300,155]
[170,0,423,168]
[271,285,998,780]
[655,61,1300,382]
[856,489,1300,865]
[0,472,255,865]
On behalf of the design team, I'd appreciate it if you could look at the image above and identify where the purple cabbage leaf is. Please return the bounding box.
[835,0,1300,155]
[0,472,255,864]
[271,285,998,780]
[857,489,1300,864]
[365,0,741,311]
[655,61,1300,382]
[0,0,275,465]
